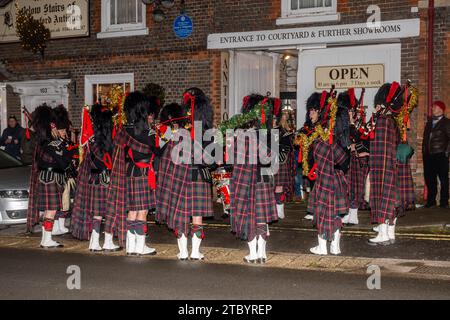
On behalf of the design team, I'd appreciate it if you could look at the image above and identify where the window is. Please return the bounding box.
[277,0,339,25]
[84,74,134,106]
[290,0,334,15]
[98,0,148,39]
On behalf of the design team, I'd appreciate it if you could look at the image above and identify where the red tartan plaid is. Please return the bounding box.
[27,147,40,233]
[71,149,92,240]
[347,155,369,209]
[369,116,401,224]
[104,129,156,247]
[36,175,63,211]
[274,150,295,202]
[72,145,111,240]
[307,140,348,241]
[255,182,278,225]
[230,134,277,241]
[189,182,214,217]
[127,173,156,211]
[156,140,213,235]
[397,161,415,212]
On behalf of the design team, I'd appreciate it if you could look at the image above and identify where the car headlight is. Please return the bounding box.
[0,190,29,198]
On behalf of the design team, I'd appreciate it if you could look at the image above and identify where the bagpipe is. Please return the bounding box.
[355,80,418,145]
[22,106,33,141]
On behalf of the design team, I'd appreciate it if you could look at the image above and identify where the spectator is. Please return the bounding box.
[423,101,450,209]
[0,115,23,160]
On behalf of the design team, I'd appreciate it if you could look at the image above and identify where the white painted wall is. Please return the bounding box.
[7,79,71,128]
[296,43,401,128]
[229,51,280,116]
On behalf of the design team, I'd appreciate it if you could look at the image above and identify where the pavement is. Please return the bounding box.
[1,247,449,300]
[0,203,449,285]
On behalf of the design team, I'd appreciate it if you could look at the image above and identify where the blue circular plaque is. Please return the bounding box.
[173,14,193,39]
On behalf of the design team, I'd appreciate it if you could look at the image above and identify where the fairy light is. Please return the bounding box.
[15,2,50,58]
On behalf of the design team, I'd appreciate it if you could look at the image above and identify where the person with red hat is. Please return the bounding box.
[423,100,450,209]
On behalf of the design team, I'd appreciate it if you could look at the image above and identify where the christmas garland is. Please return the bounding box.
[395,85,418,143]
[15,3,50,58]
[294,96,338,174]
[110,85,127,127]
[217,101,272,144]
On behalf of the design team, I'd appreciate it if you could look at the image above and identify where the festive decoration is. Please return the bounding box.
[110,85,127,127]
[395,83,418,143]
[217,100,272,144]
[15,3,50,58]
[294,96,338,174]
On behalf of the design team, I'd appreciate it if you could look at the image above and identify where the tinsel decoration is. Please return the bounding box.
[15,3,50,58]
[217,101,272,145]
[110,85,127,127]
[294,96,338,174]
[395,84,418,143]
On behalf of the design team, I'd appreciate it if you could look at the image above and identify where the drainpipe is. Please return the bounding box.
[427,0,434,117]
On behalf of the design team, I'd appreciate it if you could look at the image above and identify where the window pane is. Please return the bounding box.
[137,1,142,23]
[291,0,298,10]
[117,0,137,24]
[317,0,323,7]
[110,0,116,25]
[299,0,316,9]
[325,0,332,7]
[92,82,132,105]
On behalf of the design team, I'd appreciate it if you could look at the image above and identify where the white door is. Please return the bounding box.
[7,80,70,127]
[297,43,401,128]
[229,51,280,116]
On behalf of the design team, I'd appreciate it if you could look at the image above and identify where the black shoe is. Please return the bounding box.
[425,202,436,208]
[439,204,449,209]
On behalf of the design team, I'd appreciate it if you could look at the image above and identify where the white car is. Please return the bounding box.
[0,149,31,225]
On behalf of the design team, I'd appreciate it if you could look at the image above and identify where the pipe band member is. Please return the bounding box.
[103,91,160,255]
[368,82,417,246]
[156,88,215,261]
[227,94,279,264]
[27,104,77,248]
[298,90,350,256]
[71,104,114,252]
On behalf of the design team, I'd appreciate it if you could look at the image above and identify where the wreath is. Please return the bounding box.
[15,4,50,58]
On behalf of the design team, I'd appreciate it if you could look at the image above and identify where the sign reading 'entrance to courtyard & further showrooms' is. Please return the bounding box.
[207,19,420,50]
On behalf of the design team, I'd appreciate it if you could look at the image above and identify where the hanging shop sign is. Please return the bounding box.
[0,0,89,43]
[173,14,193,39]
[315,64,385,89]
[207,19,420,50]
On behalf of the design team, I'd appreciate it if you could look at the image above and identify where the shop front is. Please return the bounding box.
[208,18,420,129]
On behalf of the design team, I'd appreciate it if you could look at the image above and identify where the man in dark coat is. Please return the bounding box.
[0,115,23,159]
[423,101,449,209]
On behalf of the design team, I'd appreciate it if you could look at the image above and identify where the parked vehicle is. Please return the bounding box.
[0,149,30,225]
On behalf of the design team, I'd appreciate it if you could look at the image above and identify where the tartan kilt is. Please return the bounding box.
[190,181,214,217]
[397,161,415,212]
[127,173,157,212]
[255,182,278,224]
[36,172,64,211]
[156,142,193,235]
[369,116,400,224]
[307,141,348,240]
[274,151,294,201]
[348,155,369,209]
[86,182,110,216]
